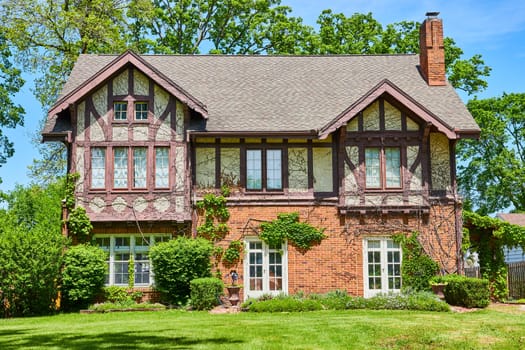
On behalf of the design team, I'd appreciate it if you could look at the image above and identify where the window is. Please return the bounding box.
[91,148,106,188]
[155,147,169,188]
[246,149,282,191]
[135,102,148,120]
[365,147,401,189]
[133,148,147,188]
[113,148,128,188]
[114,102,127,120]
[93,235,171,286]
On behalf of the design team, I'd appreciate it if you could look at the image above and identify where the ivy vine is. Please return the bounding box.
[259,212,326,251]
[392,232,439,292]
[196,192,230,241]
[64,173,93,241]
[223,240,243,265]
[463,210,525,301]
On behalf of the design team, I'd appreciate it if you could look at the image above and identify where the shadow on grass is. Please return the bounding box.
[0,328,244,349]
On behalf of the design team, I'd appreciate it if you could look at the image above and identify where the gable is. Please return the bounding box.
[319,79,461,140]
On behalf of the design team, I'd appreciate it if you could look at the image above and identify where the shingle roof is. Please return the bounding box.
[50,53,479,136]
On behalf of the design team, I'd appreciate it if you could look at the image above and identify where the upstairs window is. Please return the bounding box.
[155,147,169,188]
[365,147,401,189]
[114,102,127,120]
[133,148,147,188]
[113,148,128,188]
[246,149,282,191]
[91,147,106,189]
[135,102,148,120]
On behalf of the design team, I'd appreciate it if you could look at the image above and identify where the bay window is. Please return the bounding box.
[133,148,147,188]
[113,148,128,188]
[155,147,169,188]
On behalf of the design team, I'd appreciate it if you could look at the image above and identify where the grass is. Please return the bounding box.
[0,305,524,349]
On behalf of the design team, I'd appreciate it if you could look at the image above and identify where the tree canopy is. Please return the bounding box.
[458,93,525,215]
[0,0,491,182]
[0,33,24,181]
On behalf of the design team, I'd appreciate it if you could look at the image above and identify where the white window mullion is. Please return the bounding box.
[109,236,115,285]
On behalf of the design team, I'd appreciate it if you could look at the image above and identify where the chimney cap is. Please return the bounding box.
[425,11,440,18]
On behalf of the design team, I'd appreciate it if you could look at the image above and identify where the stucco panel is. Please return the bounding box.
[93,85,108,117]
[134,69,149,96]
[75,146,85,192]
[288,148,308,192]
[313,148,333,192]
[363,101,379,131]
[430,133,451,191]
[384,101,402,130]
[113,70,128,96]
[220,148,240,187]
[133,126,149,141]
[175,100,184,141]
[344,146,359,192]
[76,101,85,141]
[195,148,215,188]
[154,84,169,118]
[175,146,185,191]
[112,126,128,141]
[90,113,105,141]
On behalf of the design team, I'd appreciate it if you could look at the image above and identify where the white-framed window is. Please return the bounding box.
[133,147,147,188]
[113,148,128,188]
[365,147,401,189]
[93,235,171,286]
[114,102,128,120]
[135,102,148,120]
[363,237,402,297]
[246,149,283,191]
[155,147,169,188]
[91,147,106,189]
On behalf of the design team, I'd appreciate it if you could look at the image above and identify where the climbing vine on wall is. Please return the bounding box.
[65,173,93,240]
[393,232,439,292]
[196,189,243,267]
[259,212,326,251]
[463,210,525,301]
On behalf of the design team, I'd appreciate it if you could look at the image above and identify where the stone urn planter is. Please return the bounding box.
[227,286,241,306]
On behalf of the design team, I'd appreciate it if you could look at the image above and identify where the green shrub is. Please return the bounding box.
[61,244,107,310]
[104,286,129,303]
[248,296,323,312]
[150,237,213,305]
[190,277,224,310]
[0,226,66,317]
[440,274,490,308]
[245,291,449,312]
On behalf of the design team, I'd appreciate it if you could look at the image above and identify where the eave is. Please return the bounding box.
[318,79,475,140]
[47,50,208,120]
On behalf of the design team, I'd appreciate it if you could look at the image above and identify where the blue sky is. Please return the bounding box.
[2,0,524,192]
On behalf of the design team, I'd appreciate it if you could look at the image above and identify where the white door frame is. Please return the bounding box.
[363,237,402,298]
[243,237,288,300]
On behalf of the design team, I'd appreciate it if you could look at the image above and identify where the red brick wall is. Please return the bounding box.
[211,203,459,297]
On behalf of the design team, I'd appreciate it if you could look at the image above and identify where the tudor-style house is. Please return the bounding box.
[43,13,479,299]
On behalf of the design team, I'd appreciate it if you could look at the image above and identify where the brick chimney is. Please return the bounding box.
[419,12,446,86]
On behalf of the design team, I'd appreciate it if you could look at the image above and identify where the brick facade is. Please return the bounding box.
[211,202,459,298]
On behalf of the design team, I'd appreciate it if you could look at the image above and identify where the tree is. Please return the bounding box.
[0,181,67,317]
[0,33,24,182]
[0,0,146,184]
[1,2,490,182]
[458,93,525,215]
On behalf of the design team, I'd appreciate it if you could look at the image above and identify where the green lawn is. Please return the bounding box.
[0,305,524,349]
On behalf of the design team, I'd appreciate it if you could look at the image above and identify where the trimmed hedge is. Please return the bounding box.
[243,291,450,312]
[190,277,224,310]
[437,274,490,308]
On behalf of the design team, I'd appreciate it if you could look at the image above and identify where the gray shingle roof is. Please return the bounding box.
[54,53,479,135]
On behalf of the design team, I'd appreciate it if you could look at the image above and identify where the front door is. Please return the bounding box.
[244,238,287,299]
[363,237,402,297]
